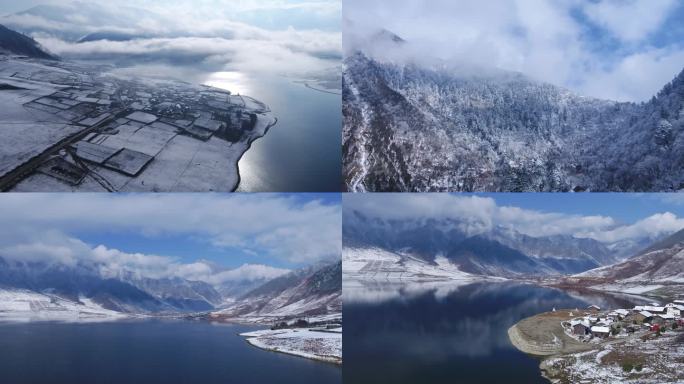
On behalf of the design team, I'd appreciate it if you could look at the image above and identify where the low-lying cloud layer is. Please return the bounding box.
[344,0,684,102]
[2,0,341,77]
[343,194,684,244]
[0,194,340,285]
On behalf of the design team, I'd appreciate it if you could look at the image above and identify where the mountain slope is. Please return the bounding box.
[578,229,684,284]
[343,210,639,278]
[215,261,342,320]
[343,31,684,192]
[0,24,57,59]
[0,257,220,313]
[119,275,223,311]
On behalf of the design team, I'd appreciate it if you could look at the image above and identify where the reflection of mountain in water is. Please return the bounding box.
[344,281,647,384]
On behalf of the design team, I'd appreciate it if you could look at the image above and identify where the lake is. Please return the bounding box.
[204,72,341,192]
[0,320,341,384]
[343,280,644,384]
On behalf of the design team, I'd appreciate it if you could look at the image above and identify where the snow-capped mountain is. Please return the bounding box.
[343,246,479,281]
[343,210,655,279]
[577,228,684,287]
[343,30,684,192]
[0,24,57,59]
[0,255,342,321]
[215,261,342,320]
[0,257,221,314]
[118,274,224,311]
[2,4,160,42]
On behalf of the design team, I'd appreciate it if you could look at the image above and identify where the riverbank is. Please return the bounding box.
[240,327,342,365]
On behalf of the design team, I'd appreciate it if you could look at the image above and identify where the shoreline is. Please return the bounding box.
[231,114,278,192]
[508,309,684,383]
[507,310,593,357]
[239,328,342,366]
[242,336,343,365]
[302,82,342,95]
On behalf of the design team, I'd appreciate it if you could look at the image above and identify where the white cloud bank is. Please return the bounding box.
[344,0,684,102]
[0,194,340,285]
[2,0,341,77]
[343,194,684,244]
[583,0,678,43]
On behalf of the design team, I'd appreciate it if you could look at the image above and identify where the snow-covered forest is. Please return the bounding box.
[343,51,684,192]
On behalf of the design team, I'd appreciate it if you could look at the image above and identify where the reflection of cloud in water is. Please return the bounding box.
[343,279,472,304]
[345,281,646,359]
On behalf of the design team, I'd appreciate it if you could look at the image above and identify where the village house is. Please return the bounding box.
[614,309,630,319]
[591,326,610,338]
[570,319,591,335]
[665,303,683,317]
[627,311,653,325]
[564,302,683,343]
[654,314,676,326]
[643,305,666,315]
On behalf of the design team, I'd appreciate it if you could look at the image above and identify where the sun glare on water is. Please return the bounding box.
[203,71,252,96]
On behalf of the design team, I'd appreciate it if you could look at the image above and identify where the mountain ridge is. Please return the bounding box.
[343,210,668,278]
[0,24,58,59]
[343,30,684,192]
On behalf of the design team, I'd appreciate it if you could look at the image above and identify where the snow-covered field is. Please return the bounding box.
[240,326,342,364]
[343,246,485,281]
[0,56,276,192]
[0,289,127,323]
[212,290,341,325]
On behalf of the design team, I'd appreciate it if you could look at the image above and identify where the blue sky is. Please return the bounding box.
[344,193,684,244]
[72,193,341,269]
[345,0,684,102]
[0,194,341,284]
[480,193,684,225]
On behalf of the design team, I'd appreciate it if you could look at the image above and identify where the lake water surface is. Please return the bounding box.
[105,65,341,192]
[205,72,341,192]
[0,320,341,384]
[344,281,643,384]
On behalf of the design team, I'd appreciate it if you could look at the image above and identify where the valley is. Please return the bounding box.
[0,256,343,364]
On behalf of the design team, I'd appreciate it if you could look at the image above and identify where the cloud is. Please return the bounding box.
[578,48,684,101]
[91,244,290,284]
[190,263,290,285]
[0,230,91,267]
[0,194,341,266]
[344,0,684,102]
[343,194,684,243]
[2,0,341,76]
[656,194,684,206]
[582,0,678,43]
[0,229,291,285]
[34,31,339,75]
[576,212,684,243]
